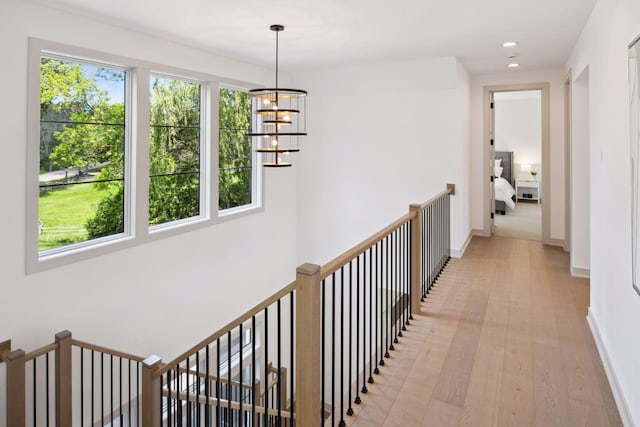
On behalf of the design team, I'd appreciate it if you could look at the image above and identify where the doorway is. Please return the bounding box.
[493,90,542,240]
[482,83,551,244]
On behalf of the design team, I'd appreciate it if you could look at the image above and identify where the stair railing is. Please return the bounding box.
[1,184,455,427]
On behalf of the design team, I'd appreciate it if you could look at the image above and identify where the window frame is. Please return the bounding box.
[26,38,264,273]
[217,84,262,219]
[147,72,208,233]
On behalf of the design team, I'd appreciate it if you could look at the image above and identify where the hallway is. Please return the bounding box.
[349,236,622,426]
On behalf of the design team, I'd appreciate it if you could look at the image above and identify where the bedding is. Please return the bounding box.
[495,176,516,210]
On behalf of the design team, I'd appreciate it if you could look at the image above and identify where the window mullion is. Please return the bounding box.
[208,81,220,219]
[133,68,151,239]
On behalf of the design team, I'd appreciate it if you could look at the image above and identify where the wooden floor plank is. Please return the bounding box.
[349,236,623,427]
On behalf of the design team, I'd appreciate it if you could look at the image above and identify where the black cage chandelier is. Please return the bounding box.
[249,25,307,167]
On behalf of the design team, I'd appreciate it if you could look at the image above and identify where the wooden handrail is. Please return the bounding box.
[418,189,451,210]
[320,212,415,279]
[163,389,294,419]
[71,339,145,362]
[156,280,297,377]
[24,342,57,361]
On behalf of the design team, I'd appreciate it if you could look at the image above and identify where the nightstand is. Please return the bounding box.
[515,179,540,204]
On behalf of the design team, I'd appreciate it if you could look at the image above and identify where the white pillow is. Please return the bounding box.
[495,158,502,167]
[495,165,503,178]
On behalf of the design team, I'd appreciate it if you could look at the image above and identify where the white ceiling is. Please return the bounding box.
[34,0,597,74]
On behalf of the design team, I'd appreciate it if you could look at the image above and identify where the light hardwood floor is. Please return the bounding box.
[348,236,622,426]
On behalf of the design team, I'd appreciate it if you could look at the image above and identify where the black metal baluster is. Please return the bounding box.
[347,260,354,416]
[321,278,326,427]
[101,352,104,427]
[128,359,132,427]
[186,355,192,427]
[251,316,256,426]
[119,356,123,423]
[429,205,433,290]
[33,359,36,427]
[425,206,429,292]
[355,254,362,405]
[196,350,201,426]
[449,194,451,260]
[390,232,396,350]
[80,348,84,426]
[264,307,269,427]
[377,240,384,369]
[91,350,95,426]
[137,362,140,426]
[437,198,441,274]
[277,299,282,427]
[385,235,391,359]
[228,331,232,427]
[238,323,243,427]
[401,223,406,324]
[217,338,221,426]
[205,344,211,427]
[176,363,182,426]
[404,223,409,326]
[368,244,375,383]
[167,369,172,427]
[395,229,401,341]
[290,291,295,427]
[362,248,370,392]
[426,205,430,291]
[331,272,336,427]
[397,227,402,335]
[403,222,413,329]
[111,354,114,426]
[340,267,346,427]
[46,353,50,427]
[400,225,404,330]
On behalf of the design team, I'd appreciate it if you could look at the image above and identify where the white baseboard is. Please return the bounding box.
[547,238,564,247]
[571,265,590,278]
[451,232,472,258]
[472,228,489,237]
[587,309,636,427]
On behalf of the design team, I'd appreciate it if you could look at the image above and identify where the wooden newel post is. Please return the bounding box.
[295,263,321,425]
[5,346,26,427]
[142,355,163,427]
[55,330,72,427]
[410,204,422,317]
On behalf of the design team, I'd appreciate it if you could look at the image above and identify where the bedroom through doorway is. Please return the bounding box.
[493,90,542,241]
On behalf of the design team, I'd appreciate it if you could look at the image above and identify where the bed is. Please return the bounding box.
[494,151,516,215]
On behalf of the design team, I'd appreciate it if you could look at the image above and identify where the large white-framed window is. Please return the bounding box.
[35,54,132,254]
[148,73,206,230]
[26,39,263,273]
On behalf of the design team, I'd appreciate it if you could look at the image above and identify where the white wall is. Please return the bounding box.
[293,57,472,266]
[470,69,566,241]
[566,0,640,424]
[0,0,298,365]
[494,92,542,177]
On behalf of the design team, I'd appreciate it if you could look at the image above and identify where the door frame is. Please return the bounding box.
[482,82,551,244]
[564,71,572,252]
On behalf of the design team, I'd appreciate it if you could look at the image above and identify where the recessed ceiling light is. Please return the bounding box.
[508,62,520,68]
[503,41,519,47]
